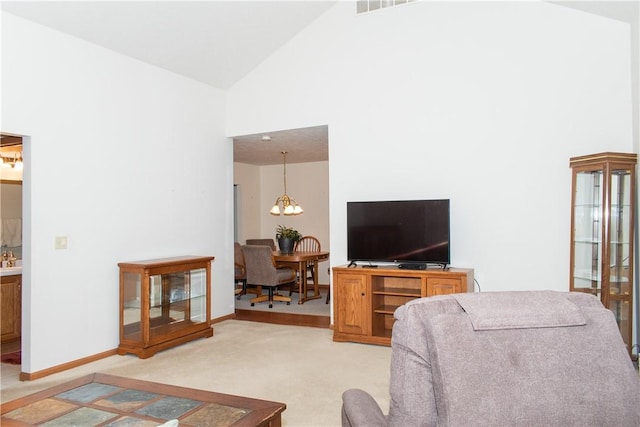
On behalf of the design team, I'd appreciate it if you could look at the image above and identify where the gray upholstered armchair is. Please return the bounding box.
[241,244,296,308]
[246,238,276,250]
[342,291,640,427]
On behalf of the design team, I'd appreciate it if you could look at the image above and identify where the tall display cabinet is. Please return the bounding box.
[569,152,636,353]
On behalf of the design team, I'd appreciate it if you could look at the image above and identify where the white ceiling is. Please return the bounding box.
[2,1,636,165]
[233,125,328,166]
[550,1,639,24]
[1,1,337,90]
[1,0,336,165]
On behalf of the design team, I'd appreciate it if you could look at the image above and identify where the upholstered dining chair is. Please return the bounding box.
[246,238,276,251]
[242,245,296,308]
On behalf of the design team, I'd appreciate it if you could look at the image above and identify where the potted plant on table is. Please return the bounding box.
[276,225,302,254]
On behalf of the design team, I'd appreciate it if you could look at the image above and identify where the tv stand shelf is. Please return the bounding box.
[373,305,398,315]
[373,287,420,296]
[333,264,474,346]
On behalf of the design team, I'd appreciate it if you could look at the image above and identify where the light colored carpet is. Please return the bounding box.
[235,289,330,316]
[1,320,391,426]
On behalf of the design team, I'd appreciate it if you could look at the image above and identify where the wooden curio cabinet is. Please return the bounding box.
[118,256,214,358]
[569,152,636,352]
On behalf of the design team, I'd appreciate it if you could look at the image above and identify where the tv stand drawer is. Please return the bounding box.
[427,277,462,296]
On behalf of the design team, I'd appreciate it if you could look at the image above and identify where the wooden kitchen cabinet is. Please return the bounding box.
[333,265,473,346]
[1,274,21,343]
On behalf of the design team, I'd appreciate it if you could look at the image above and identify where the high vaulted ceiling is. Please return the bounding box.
[2,1,636,165]
[1,1,337,90]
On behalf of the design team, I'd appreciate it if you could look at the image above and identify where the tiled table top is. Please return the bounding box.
[1,373,285,427]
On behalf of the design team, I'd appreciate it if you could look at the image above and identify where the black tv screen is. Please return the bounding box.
[347,199,450,266]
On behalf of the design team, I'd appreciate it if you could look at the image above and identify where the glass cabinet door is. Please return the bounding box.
[570,153,636,353]
[608,167,633,347]
[188,268,207,322]
[122,271,142,342]
[571,170,603,297]
[148,268,208,341]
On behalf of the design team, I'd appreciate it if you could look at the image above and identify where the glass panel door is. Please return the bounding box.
[189,268,207,322]
[149,272,187,340]
[609,168,632,342]
[572,170,603,297]
[122,272,142,341]
[148,268,208,340]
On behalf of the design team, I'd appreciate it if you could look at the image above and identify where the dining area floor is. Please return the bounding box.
[234,286,330,328]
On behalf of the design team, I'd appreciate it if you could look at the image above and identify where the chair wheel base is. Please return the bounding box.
[269,304,273,308]
[250,303,255,306]
[287,302,290,305]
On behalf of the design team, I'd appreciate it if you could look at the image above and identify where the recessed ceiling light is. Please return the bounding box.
[261,135,271,141]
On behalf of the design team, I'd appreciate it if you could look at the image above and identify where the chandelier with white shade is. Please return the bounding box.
[270,151,303,216]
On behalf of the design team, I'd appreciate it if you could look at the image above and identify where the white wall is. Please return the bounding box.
[233,162,261,243]
[0,181,23,257]
[1,182,22,219]
[0,166,22,181]
[228,2,634,295]
[2,13,234,374]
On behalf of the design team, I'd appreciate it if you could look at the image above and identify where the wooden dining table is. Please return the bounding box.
[273,250,329,304]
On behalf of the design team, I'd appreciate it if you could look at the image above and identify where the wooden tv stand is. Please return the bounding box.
[333,264,474,346]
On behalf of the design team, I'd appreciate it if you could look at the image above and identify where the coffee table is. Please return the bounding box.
[1,373,285,426]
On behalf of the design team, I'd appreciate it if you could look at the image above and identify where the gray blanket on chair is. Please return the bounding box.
[384,291,640,426]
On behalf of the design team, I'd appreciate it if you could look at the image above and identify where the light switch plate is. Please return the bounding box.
[55,236,68,249]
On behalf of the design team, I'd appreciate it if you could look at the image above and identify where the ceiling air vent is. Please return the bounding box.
[357,0,415,14]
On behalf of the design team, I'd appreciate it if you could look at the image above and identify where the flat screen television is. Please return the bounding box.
[347,199,450,268]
